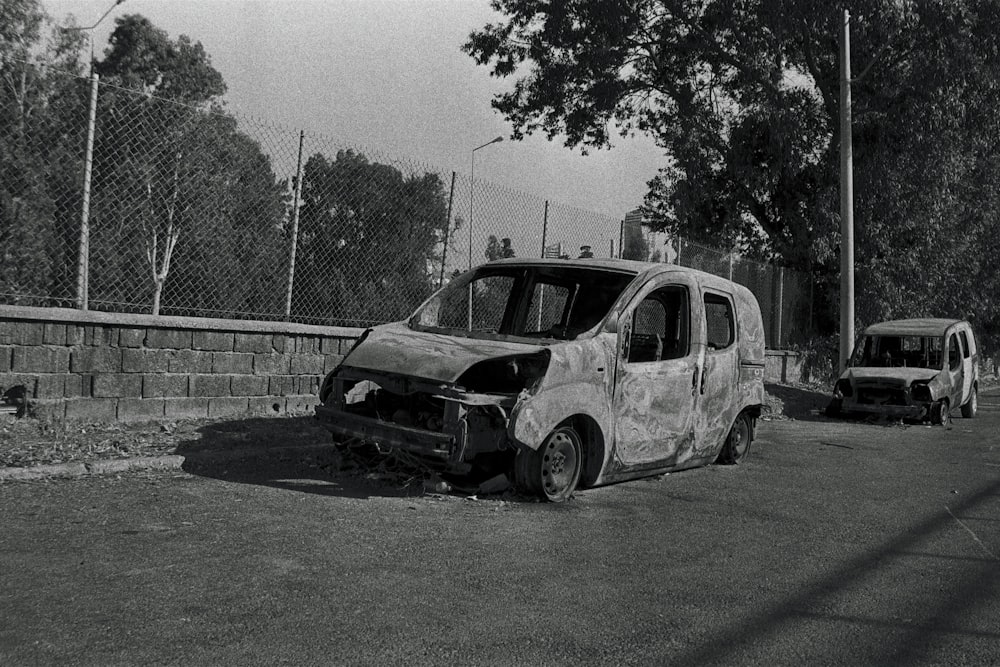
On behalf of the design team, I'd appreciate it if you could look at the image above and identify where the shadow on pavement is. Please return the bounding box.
[672,475,1000,665]
[174,415,423,500]
[173,415,511,501]
[765,383,833,422]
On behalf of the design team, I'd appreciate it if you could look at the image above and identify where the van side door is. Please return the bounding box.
[612,276,699,467]
[958,328,974,404]
[944,332,964,409]
[696,290,740,456]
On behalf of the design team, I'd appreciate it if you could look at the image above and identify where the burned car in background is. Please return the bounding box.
[315,259,766,501]
[827,318,979,424]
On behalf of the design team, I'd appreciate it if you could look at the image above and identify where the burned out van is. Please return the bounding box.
[827,318,979,424]
[315,259,766,501]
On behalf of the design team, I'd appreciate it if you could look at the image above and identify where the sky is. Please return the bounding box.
[42,0,666,220]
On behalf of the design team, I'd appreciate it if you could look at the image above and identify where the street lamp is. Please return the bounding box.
[60,0,128,67]
[59,0,129,310]
[467,135,503,329]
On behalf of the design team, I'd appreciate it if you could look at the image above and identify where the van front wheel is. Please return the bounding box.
[514,425,583,503]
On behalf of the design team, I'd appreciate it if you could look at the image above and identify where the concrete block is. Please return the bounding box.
[323,354,344,374]
[339,338,359,354]
[93,373,143,398]
[294,336,320,354]
[164,397,209,420]
[85,325,117,347]
[193,331,234,351]
[231,374,269,396]
[234,333,274,354]
[122,348,173,373]
[320,337,340,355]
[0,373,38,398]
[27,399,65,421]
[212,352,253,374]
[143,374,189,398]
[189,374,230,397]
[0,321,43,345]
[168,349,213,374]
[0,346,13,372]
[117,398,166,422]
[12,347,71,373]
[64,374,90,398]
[248,396,283,416]
[71,348,121,373]
[35,374,75,399]
[208,396,249,418]
[254,353,291,375]
[291,354,326,375]
[271,335,288,353]
[145,329,192,349]
[297,376,321,395]
[269,375,296,396]
[65,398,118,422]
[42,323,67,345]
[118,327,146,348]
[66,325,85,346]
[285,394,319,414]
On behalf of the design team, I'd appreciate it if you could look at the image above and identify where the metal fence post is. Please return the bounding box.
[772,265,785,347]
[284,130,305,320]
[438,171,456,289]
[540,200,549,257]
[76,72,99,310]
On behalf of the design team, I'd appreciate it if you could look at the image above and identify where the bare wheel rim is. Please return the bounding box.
[541,429,580,498]
[731,417,750,459]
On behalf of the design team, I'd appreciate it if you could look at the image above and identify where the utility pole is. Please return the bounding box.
[839,9,855,373]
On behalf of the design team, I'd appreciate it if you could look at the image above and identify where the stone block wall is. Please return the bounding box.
[0,306,363,422]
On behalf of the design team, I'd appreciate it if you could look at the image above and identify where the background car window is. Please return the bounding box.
[628,286,688,363]
[959,331,970,358]
[704,293,735,350]
[948,334,961,370]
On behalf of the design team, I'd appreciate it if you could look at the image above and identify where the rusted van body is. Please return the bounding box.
[828,318,979,424]
[316,259,766,500]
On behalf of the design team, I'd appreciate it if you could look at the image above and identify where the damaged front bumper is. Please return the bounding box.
[840,402,928,419]
[314,367,520,470]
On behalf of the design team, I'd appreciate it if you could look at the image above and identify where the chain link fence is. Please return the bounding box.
[1,60,814,346]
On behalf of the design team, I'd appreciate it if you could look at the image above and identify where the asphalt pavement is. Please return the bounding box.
[2,389,999,666]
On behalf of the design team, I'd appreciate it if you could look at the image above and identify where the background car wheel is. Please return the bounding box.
[717,412,753,465]
[930,399,950,425]
[825,399,842,418]
[961,386,978,418]
[514,425,583,502]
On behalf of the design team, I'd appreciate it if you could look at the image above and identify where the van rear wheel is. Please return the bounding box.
[514,425,582,502]
[961,386,978,418]
[717,412,753,465]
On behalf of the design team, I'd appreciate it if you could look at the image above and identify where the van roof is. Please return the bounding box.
[864,318,965,337]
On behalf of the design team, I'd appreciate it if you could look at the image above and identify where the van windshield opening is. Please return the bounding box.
[410,265,635,341]
[852,335,944,369]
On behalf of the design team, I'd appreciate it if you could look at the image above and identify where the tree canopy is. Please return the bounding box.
[465,0,1000,338]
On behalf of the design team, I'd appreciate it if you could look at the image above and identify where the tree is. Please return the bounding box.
[88,14,288,318]
[292,150,450,325]
[90,14,230,315]
[0,0,88,306]
[465,0,1000,339]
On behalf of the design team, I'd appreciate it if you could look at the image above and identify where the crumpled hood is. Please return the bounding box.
[343,322,546,383]
[845,367,939,385]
